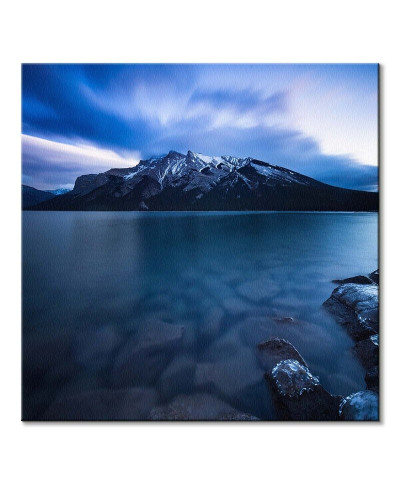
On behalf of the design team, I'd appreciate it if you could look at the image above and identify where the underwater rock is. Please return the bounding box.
[195,347,261,400]
[157,354,196,400]
[273,316,295,323]
[149,393,237,420]
[339,390,379,421]
[43,387,158,420]
[112,320,185,386]
[73,325,122,370]
[257,337,307,372]
[219,412,260,421]
[23,332,73,386]
[198,307,224,342]
[266,359,342,420]
[236,278,280,302]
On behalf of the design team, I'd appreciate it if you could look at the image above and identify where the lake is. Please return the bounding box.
[22,211,378,420]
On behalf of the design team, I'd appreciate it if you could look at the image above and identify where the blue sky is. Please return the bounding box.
[22,64,378,190]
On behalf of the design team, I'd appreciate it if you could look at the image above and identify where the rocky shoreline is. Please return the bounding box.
[257,269,379,421]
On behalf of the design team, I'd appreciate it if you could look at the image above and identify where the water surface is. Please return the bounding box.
[23,211,378,419]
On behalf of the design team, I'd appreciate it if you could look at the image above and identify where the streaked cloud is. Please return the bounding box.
[22,135,140,190]
[22,64,378,191]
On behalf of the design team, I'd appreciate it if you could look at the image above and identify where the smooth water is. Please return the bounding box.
[23,211,378,420]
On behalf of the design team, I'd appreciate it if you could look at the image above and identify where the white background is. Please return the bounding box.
[1,1,398,484]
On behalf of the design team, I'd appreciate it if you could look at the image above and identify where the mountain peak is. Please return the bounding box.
[27,150,378,212]
[167,150,184,158]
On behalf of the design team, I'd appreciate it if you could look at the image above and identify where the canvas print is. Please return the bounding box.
[22,64,379,421]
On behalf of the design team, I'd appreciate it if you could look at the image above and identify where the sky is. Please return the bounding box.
[22,64,378,191]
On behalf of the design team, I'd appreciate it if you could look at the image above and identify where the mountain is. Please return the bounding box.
[27,151,378,211]
[45,188,72,196]
[22,185,57,209]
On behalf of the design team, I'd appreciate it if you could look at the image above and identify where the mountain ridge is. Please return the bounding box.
[26,151,378,211]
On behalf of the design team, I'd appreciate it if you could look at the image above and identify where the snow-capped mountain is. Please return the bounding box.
[28,150,378,211]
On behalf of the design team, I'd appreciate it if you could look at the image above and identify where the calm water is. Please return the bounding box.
[23,211,378,420]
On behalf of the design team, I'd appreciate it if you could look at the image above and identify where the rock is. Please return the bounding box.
[257,337,307,372]
[219,412,260,421]
[73,325,122,370]
[195,347,262,400]
[222,297,251,315]
[157,354,196,400]
[43,387,158,420]
[339,390,379,421]
[113,320,185,386]
[368,269,379,284]
[236,278,280,302]
[201,325,244,362]
[354,335,379,370]
[239,317,273,347]
[271,359,320,397]
[198,307,224,342]
[273,316,295,323]
[267,359,342,420]
[23,332,73,387]
[332,275,373,285]
[149,393,237,420]
[365,366,379,392]
[323,283,378,340]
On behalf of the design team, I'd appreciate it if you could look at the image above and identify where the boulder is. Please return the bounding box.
[112,320,185,386]
[323,283,378,340]
[339,390,379,421]
[365,366,379,392]
[332,275,373,285]
[43,387,158,420]
[354,334,379,370]
[257,337,307,372]
[149,393,237,420]
[368,269,379,284]
[266,359,342,421]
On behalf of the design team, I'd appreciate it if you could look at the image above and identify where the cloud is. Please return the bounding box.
[22,135,140,190]
[21,64,378,191]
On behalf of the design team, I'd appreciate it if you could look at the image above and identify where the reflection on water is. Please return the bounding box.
[23,211,378,419]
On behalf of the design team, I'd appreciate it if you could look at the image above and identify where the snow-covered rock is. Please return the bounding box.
[267,358,342,420]
[258,337,342,420]
[339,390,379,421]
[323,282,378,339]
[270,359,320,398]
[324,272,380,394]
